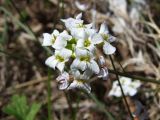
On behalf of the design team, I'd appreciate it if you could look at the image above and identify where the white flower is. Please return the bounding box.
[67,69,93,93]
[71,48,100,74]
[56,72,69,90]
[71,23,96,39]
[109,81,122,97]
[109,77,141,97]
[99,22,116,55]
[61,13,96,39]
[52,30,72,50]
[42,29,59,46]
[76,32,103,52]
[42,30,72,50]
[45,48,72,72]
[61,13,84,31]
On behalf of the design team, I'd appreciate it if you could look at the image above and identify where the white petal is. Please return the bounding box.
[77,61,87,71]
[76,13,82,20]
[52,37,67,49]
[71,28,85,39]
[108,35,116,43]
[71,69,81,79]
[120,77,132,85]
[56,72,69,90]
[60,48,72,60]
[67,80,91,93]
[42,33,52,46]
[98,67,109,80]
[87,44,95,53]
[99,22,109,34]
[132,80,141,88]
[67,80,78,89]
[52,29,59,36]
[109,87,122,97]
[85,23,93,29]
[57,62,65,72]
[85,28,96,37]
[75,48,88,58]
[91,33,103,44]
[127,87,137,96]
[56,71,69,81]
[45,56,58,69]
[60,30,72,41]
[71,58,81,69]
[76,39,84,48]
[89,60,100,74]
[103,42,116,55]
[58,80,68,90]
[82,69,93,80]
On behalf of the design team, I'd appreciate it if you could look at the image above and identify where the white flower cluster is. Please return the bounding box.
[109,77,141,97]
[42,13,116,93]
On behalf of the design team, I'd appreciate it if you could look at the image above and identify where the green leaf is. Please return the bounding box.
[3,95,41,120]
[3,95,29,120]
[26,103,41,120]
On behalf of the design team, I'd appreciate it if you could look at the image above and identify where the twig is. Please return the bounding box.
[108,69,160,84]
[109,55,134,119]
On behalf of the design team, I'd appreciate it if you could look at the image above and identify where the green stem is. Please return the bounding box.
[109,55,133,119]
[47,68,52,120]
[64,91,75,120]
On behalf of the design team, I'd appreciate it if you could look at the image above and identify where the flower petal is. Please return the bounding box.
[98,67,109,80]
[76,13,82,20]
[45,55,58,69]
[52,37,67,49]
[71,58,81,69]
[89,60,100,74]
[75,48,88,58]
[56,72,69,90]
[99,22,109,34]
[60,30,72,41]
[42,33,52,46]
[57,62,65,72]
[52,29,59,36]
[60,48,72,60]
[103,42,116,55]
[91,33,103,44]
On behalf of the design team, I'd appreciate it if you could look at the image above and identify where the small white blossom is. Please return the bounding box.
[42,29,59,46]
[77,32,103,52]
[56,72,69,90]
[109,77,141,97]
[45,48,72,72]
[61,13,84,31]
[99,22,116,55]
[71,48,100,74]
[42,30,72,50]
[68,69,93,93]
